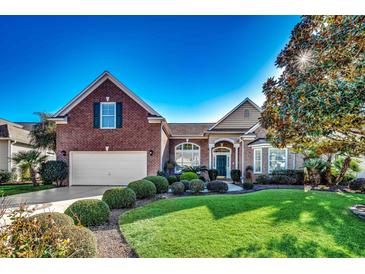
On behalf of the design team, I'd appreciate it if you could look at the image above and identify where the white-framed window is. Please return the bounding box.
[268,148,287,173]
[175,142,200,171]
[100,102,116,129]
[253,148,262,173]
[244,109,250,119]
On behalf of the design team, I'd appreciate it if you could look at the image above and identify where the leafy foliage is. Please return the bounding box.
[29,112,56,151]
[31,212,74,227]
[208,169,218,181]
[348,178,365,191]
[189,179,205,193]
[170,182,185,195]
[144,176,169,194]
[12,150,47,186]
[64,199,110,227]
[39,160,68,186]
[261,16,365,184]
[207,181,228,193]
[128,179,156,199]
[0,170,12,184]
[181,165,208,173]
[167,175,177,185]
[180,172,198,181]
[180,180,190,191]
[243,180,254,190]
[60,225,97,258]
[102,187,136,209]
[230,169,241,183]
[304,158,329,185]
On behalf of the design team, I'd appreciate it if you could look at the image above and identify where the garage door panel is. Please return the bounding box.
[71,151,147,186]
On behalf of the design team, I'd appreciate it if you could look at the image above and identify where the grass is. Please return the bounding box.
[0,184,55,196]
[119,189,365,258]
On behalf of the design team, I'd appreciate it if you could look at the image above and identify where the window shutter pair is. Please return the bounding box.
[93,102,122,128]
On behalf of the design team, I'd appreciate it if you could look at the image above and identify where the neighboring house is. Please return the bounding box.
[0,119,55,175]
[50,71,305,186]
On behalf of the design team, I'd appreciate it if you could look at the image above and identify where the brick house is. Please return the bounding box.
[50,71,304,186]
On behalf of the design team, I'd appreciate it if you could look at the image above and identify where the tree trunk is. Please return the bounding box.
[335,156,351,185]
[325,154,333,185]
[30,168,37,187]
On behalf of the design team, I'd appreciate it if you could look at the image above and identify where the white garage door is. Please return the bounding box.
[70,151,147,186]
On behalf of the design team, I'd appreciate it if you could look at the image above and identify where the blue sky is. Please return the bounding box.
[0,16,300,123]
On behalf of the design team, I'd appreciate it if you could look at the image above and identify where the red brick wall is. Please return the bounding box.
[56,79,161,183]
[168,138,209,167]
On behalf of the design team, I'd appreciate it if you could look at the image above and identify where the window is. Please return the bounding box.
[244,109,250,119]
[100,102,116,129]
[253,148,262,173]
[175,143,200,171]
[268,148,287,173]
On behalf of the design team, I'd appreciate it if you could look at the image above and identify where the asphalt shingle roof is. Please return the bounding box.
[168,123,214,137]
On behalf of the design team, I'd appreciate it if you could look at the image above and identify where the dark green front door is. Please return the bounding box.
[216,155,227,177]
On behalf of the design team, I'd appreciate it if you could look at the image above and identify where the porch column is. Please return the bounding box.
[234,143,240,169]
[208,144,214,169]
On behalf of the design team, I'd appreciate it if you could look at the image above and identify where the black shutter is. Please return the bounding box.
[116,102,122,128]
[93,102,100,128]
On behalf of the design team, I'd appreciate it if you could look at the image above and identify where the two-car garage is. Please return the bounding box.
[69,151,147,186]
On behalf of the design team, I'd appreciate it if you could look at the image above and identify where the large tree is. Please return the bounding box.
[261,16,365,184]
[29,112,56,151]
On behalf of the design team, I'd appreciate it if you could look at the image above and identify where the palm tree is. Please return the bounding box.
[29,112,56,151]
[304,158,329,185]
[12,151,47,186]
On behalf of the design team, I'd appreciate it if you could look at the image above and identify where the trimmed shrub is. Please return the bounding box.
[0,170,12,184]
[128,179,156,199]
[349,178,365,191]
[180,172,198,181]
[199,175,206,182]
[171,182,185,195]
[189,179,205,193]
[102,187,136,209]
[243,180,254,190]
[144,176,169,194]
[230,169,241,183]
[167,175,177,185]
[64,199,110,227]
[271,175,297,185]
[180,180,190,191]
[208,169,218,181]
[31,212,74,227]
[207,181,228,193]
[245,166,253,181]
[39,160,68,186]
[255,175,272,184]
[61,225,97,258]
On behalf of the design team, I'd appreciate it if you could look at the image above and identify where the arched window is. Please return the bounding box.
[175,142,200,169]
[244,109,250,119]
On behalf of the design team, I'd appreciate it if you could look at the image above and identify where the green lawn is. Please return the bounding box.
[119,189,365,258]
[0,184,55,196]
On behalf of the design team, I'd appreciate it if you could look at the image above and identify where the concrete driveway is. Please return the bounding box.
[5,186,112,214]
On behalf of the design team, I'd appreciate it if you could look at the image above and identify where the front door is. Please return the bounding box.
[216,155,227,177]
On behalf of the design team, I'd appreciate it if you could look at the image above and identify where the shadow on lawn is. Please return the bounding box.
[120,190,365,257]
[227,233,350,258]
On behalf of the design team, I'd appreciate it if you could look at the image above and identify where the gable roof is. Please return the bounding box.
[53,71,162,118]
[0,123,31,144]
[168,123,214,137]
[208,97,261,131]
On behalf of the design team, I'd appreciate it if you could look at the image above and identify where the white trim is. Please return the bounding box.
[148,117,165,124]
[212,146,231,179]
[7,140,11,172]
[213,137,235,144]
[253,148,262,174]
[169,136,208,139]
[48,116,68,124]
[174,142,201,169]
[234,143,239,169]
[248,143,271,148]
[243,122,261,135]
[241,140,245,173]
[208,144,214,169]
[54,71,161,117]
[100,102,116,129]
[209,98,262,130]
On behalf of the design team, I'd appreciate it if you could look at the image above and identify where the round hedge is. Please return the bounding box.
[180,180,190,191]
[167,175,177,185]
[144,176,169,194]
[102,187,136,209]
[31,212,74,227]
[61,225,97,258]
[128,179,156,199]
[189,179,205,193]
[64,199,110,227]
[180,172,198,181]
[207,181,228,193]
[243,180,254,190]
[349,178,365,191]
[171,182,185,195]
[39,160,68,185]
